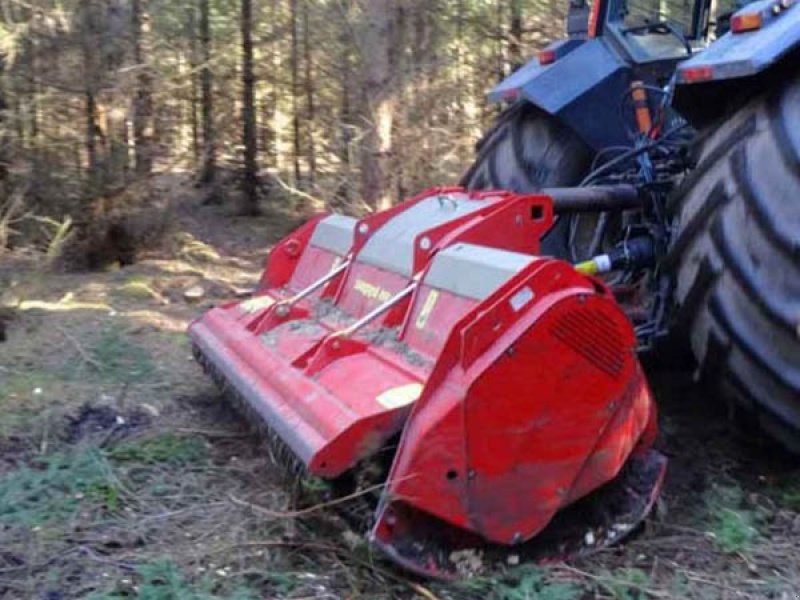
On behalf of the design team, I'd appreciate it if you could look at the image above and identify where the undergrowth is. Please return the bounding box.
[89,560,258,600]
[705,484,758,554]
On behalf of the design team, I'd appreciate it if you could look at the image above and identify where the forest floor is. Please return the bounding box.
[1,178,799,600]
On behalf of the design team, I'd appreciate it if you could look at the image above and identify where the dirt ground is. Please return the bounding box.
[1,181,799,599]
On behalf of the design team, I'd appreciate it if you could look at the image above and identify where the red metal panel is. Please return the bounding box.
[259,214,326,290]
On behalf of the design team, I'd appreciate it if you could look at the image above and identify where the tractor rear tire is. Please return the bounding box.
[670,74,800,452]
[461,102,593,257]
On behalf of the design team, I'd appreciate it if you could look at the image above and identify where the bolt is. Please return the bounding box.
[420,236,432,250]
[468,469,476,480]
[358,223,369,235]
[511,532,523,545]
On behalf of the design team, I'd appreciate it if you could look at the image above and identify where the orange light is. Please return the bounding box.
[539,50,556,65]
[731,12,763,32]
[681,66,714,83]
[588,0,601,37]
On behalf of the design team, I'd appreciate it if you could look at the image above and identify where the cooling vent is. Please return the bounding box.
[551,308,625,378]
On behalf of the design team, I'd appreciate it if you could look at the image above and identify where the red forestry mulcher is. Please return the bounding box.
[190,0,799,579]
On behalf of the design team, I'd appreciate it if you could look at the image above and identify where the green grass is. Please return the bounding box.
[0,447,120,527]
[58,325,156,384]
[0,370,59,435]
[604,568,651,600]
[108,433,208,466]
[0,434,207,528]
[89,560,258,600]
[706,484,758,554]
[452,566,582,600]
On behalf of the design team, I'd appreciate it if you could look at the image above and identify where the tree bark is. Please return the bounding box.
[509,0,523,71]
[357,0,396,211]
[240,0,259,215]
[199,0,216,183]
[188,3,200,164]
[302,0,316,188]
[132,0,155,175]
[289,0,302,186]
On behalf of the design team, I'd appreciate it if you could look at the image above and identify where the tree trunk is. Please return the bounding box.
[132,0,155,175]
[509,0,523,71]
[81,0,102,184]
[188,3,200,164]
[199,0,216,183]
[302,0,316,188]
[357,0,396,211]
[289,0,302,186]
[240,0,259,215]
[336,0,354,205]
[0,53,8,186]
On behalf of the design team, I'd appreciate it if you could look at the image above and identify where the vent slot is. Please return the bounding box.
[551,309,625,378]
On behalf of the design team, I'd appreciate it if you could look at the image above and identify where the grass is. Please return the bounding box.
[705,484,758,554]
[116,276,162,301]
[0,434,208,529]
[89,560,259,600]
[0,369,59,435]
[108,433,208,466]
[0,447,120,527]
[88,326,156,383]
[452,566,583,600]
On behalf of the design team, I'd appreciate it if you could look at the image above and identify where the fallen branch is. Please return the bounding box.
[229,480,387,519]
[55,324,102,371]
[263,173,327,210]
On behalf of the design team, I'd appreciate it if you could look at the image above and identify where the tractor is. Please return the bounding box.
[189,0,800,579]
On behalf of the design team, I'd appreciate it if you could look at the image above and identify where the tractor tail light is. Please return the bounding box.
[539,50,556,65]
[731,12,763,32]
[681,66,714,83]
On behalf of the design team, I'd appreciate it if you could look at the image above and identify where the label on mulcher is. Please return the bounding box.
[376,383,423,409]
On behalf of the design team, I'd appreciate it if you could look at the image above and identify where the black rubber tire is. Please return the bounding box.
[460,102,593,256]
[669,74,800,452]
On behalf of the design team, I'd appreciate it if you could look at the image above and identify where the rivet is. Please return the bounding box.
[511,532,523,545]
[468,469,476,480]
[358,223,369,235]
[420,236,432,250]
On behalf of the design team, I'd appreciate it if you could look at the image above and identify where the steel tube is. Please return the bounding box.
[545,185,644,214]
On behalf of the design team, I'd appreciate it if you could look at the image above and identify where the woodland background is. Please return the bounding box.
[0,0,565,266]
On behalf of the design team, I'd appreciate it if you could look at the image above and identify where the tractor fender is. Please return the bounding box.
[674,0,800,124]
[489,38,633,150]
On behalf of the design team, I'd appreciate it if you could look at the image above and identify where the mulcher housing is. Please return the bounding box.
[190,188,664,577]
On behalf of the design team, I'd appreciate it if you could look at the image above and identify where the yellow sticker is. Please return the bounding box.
[353,279,392,303]
[376,383,424,410]
[415,289,439,330]
[241,295,276,314]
